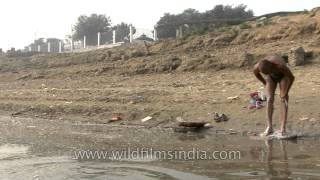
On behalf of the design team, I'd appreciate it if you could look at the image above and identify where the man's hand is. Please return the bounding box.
[253,64,266,85]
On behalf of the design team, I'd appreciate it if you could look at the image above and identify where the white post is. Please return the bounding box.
[59,41,62,53]
[113,30,116,44]
[83,36,86,49]
[153,28,158,41]
[71,39,73,52]
[97,32,101,46]
[176,29,180,38]
[48,42,51,52]
[179,26,183,38]
[29,46,32,52]
[129,25,133,43]
[38,45,41,52]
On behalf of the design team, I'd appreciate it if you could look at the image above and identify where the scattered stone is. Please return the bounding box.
[176,116,184,122]
[128,100,136,104]
[310,118,317,122]
[204,123,213,128]
[299,117,309,121]
[141,116,152,122]
[229,129,238,135]
[227,96,239,100]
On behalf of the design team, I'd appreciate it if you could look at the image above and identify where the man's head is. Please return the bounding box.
[258,59,273,74]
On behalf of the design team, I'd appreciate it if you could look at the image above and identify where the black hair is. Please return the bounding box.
[258,59,273,74]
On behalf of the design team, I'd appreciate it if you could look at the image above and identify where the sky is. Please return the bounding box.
[0,0,319,51]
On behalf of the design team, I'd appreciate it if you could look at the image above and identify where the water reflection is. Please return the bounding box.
[264,140,291,179]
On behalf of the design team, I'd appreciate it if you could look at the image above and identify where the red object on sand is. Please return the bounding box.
[250,92,259,97]
[248,91,264,109]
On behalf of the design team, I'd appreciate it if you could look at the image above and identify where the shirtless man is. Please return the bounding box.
[253,55,295,136]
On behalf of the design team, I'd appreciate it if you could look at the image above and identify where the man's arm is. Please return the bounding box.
[253,64,266,86]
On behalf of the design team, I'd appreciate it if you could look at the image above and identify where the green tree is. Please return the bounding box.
[179,8,202,21]
[156,13,179,38]
[113,23,136,42]
[73,14,112,46]
[204,4,253,19]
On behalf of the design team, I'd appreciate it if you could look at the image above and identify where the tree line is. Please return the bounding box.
[156,4,254,38]
[25,4,254,51]
[72,14,136,46]
[27,14,136,50]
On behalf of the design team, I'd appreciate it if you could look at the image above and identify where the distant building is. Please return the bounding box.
[27,38,64,53]
[136,34,154,41]
[133,34,154,44]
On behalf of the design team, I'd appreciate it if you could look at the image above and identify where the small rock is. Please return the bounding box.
[141,116,152,122]
[128,100,136,104]
[310,118,317,122]
[176,117,184,122]
[204,123,213,128]
[299,117,309,121]
[229,129,237,135]
[229,131,238,135]
[227,96,239,100]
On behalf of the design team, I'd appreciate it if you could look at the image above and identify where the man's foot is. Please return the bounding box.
[260,127,274,137]
[270,130,298,139]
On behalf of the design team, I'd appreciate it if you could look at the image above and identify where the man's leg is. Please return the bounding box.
[264,76,277,135]
[279,77,293,134]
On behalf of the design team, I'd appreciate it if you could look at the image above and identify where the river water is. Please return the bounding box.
[0,116,319,179]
